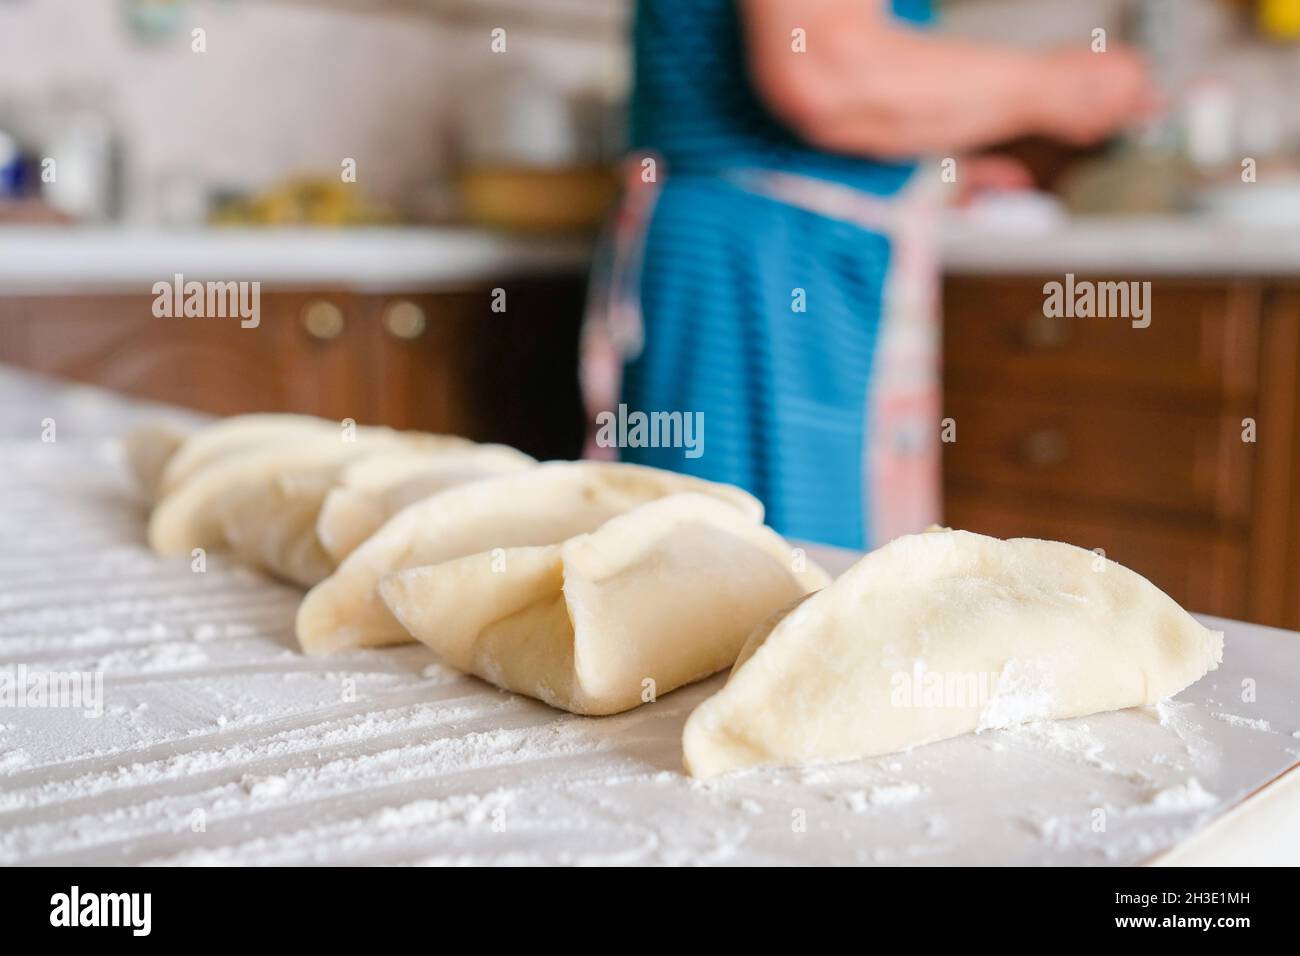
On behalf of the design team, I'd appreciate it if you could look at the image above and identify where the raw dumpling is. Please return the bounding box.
[156,413,470,497]
[296,461,764,655]
[682,529,1224,778]
[149,426,468,557]
[316,444,535,564]
[215,456,352,587]
[150,438,362,555]
[157,414,338,497]
[380,494,830,715]
[216,443,535,587]
[121,421,192,503]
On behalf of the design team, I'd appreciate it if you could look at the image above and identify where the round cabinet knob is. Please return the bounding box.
[383,300,427,340]
[302,300,346,340]
[1019,428,1070,468]
[1023,311,1071,349]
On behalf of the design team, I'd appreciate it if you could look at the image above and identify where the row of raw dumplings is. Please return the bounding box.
[124,414,1224,778]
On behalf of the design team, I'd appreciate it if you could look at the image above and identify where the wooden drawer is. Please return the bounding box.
[0,292,365,418]
[368,280,586,460]
[0,276,587,461]
[944,278,1258,406]
[943,393,1253,524]
[944,492,1248,618]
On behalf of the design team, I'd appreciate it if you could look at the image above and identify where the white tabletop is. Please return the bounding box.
[1,368,1297,865]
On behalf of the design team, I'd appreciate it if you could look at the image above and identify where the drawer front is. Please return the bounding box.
[2,293,376,420]
[944,492,1248,618]
[369,278,586,461]
[944,278,1257,403]
[943,393,1252,523]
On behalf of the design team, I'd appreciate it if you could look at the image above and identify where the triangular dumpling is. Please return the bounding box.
[150,438,365,555]
[315,444,535,564]
[295,462,763,655]
[683,529,1224,777]
[380,494,829,715]
[121,421,191,503]
[155,413,470,498]
[147,422,476,562]
[156,414,338,497]
[214,458,347,587]
[214,443,536,587]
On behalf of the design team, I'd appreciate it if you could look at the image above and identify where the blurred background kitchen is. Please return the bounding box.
[1,0,1298,628]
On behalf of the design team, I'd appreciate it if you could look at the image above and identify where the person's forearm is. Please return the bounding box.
[795,34,1054,157]
[744,0,1057,158]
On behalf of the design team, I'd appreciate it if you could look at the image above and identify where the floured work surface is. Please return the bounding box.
[1,369,1298,865]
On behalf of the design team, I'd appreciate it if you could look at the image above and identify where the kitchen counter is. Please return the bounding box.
[0,226,594,294]
[942,214,1300,276]
[3,217,1299,295]
[1,367,1297,866]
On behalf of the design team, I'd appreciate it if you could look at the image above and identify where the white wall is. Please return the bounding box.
[2,0,1294,223]
[0,0,625,222]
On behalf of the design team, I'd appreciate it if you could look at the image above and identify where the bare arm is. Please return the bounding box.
[742,0,1153,159]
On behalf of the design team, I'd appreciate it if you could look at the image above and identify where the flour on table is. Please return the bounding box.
[0,749,32,772]
[976,659,1056,732]
[1,370,1295,866]
[998,719,1109,769]
[1136,778,1218,814]
[839,782,927,812]
[242,774,292,800]
[1211,712,1273,732]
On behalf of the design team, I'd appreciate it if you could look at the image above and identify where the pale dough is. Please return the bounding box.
[380,493,829,715]
[149,438,365,556]
[215,444,536,587]
[296,461,763,655]
[121,421,190,503]
[158,414,345,496]
[154,412,469,498]
[682,529,1224,778]
[315,444,534,564]
[214,456,349,587]
[142,414,502,586]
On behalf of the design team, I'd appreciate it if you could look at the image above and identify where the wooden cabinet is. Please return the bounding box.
[0,291,327,415]
[0,274,587,461]
[364,283,587,458]
[945,280,1260,405]
[943,276,1300,628]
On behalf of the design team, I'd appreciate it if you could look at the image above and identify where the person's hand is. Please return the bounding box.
[1030,46,1160,146]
